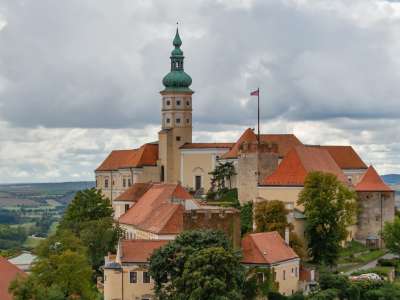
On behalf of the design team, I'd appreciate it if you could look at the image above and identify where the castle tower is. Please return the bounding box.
[158,28,193,183]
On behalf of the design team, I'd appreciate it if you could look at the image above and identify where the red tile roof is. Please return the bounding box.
[312,145,367,170]
[355,166,393,192]
[96,143,158,171]
[263,146,347,186]
[0,256,26,300]
[221,128,303,159]
[261,134,303,157]
[114,183,153,202]
[241,232,298,264]
[118,184,192,234]
[120,239,168,263]
[180,143,234,149]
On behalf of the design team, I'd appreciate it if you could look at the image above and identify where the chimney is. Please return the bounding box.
[285,227,290,245]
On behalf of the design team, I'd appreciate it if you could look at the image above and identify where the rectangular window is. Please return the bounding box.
[176,136,181,141]
[125,204,130,212]
[186,118,190,123]
[176,100,181,106]
[143,272,151,283]
[176,118,181,123]
[128,178,132,187]
[123,178,126,187]
[104,178,109,188]
[130,272,137,283]
[195,176,202,191]
[283,270,286,280]
[166,118,170,123]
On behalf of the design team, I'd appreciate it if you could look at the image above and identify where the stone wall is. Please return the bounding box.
[183,208,241,249]
[237,142,279,204]
[356,191,395,245]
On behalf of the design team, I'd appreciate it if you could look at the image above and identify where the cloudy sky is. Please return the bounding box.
[0,0,399,183]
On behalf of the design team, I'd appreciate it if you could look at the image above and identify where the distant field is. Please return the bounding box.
[0,198,40,207]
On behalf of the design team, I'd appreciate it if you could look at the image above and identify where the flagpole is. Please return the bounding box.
[257,87,260,146]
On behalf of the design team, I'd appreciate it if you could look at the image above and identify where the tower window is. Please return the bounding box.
[166,118,170,123]
[176,118,181,123]
[186,119,190,124]
[177,100,181,106]
[176,136,181,141]
[186,100,190,106]
[166,100,171,106]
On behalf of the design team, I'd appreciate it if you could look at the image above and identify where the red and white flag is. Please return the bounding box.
[250,89,259,96]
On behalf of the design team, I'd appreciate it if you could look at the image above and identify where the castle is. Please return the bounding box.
[97,28,396,300]
[95,28,395,247]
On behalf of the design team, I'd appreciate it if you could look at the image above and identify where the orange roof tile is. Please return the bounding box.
[118,184,191,234]
[263,146,347,186]
[114,183,153,202]
[221,128,303,159]
[260,134,303,157]
[221,128,258,159]
[312,145,367,170]
[355,166,393,192]
[120,240,168,263]
[96,143,158,171]
[180,143,234,149]
[241,232,298,264]
[0,257,26,300]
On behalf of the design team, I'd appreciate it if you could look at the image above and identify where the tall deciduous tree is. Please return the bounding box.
[298,172,357,266]
[179,247,245,299]
[58,188,122,271]
[382,216,400,256]
[149,230,247,299]
[254,200,306,258]
[9,230,97,300]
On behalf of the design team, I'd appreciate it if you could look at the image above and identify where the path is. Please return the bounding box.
[344,253,397,275]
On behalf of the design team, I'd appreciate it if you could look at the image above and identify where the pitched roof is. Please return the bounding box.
[241,232,298,264]
[312,145,367,170]
[221,128,258,159]
[114,183,153,202]
[0,256,26,300]
[262,146,347,186]
[221,128,303,159]
[260,134,303,157]
[96,143,158,171]
[180,143,234,149]
[120,240,168,263]
[118,184,192,234]
[355,166,393,192]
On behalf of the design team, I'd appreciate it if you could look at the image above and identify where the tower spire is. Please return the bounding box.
[162,26,192,92]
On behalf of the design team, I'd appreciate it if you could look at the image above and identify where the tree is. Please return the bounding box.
[298,172,357,266]
[10,230,97,300]
[178,247,245,299]
[240,202,253,235]
[209,161,237,194]
[254,200,288,233]
[59,188,114,233]
[58,188,122,272]
[382,216,400,256]
[149,230,246,299]
[254,200,306,258]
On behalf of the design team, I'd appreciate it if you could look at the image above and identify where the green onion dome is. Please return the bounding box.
[162,28,193,93]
